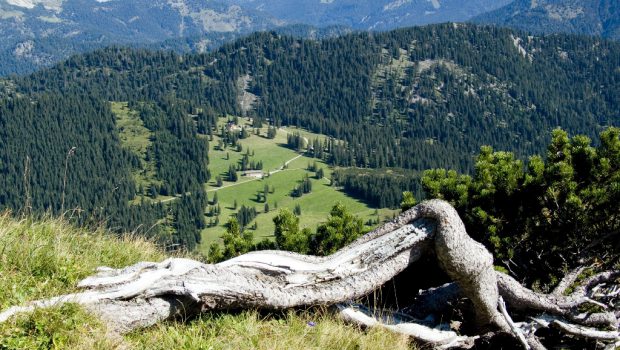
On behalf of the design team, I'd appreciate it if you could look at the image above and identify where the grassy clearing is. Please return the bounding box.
[110,102,151,159]
[0,214,413,350]
[200,152,397,251]
[206,119,326,190]
[110,101,162,201]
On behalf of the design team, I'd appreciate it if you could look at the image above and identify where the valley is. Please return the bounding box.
[110,101,397,252]
[0,24,618,256]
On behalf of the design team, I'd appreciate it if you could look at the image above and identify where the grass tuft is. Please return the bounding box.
[128,310,412,350]
[0,304,119,350]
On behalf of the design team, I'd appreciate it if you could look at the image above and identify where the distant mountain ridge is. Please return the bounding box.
[474,0,620,40]
[0,0,274,41]
[2,0,619,76]
[0,0,511,75]
[0,0,277,74]
[223,0,512,30]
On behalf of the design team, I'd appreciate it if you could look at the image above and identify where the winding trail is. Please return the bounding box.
[161,126,305,200]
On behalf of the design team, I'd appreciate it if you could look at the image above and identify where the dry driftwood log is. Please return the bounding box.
[1,200,618,349]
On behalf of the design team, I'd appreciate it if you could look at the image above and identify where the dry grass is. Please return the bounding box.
[0,214,414,350]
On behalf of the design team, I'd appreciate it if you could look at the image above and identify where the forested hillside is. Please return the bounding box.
[242,25,619,172]
[1,23,619,250]
[474,0,620,40]
[0,0,508,76]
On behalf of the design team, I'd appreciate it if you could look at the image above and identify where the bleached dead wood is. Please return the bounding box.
[0,201,439,333]
[530,315,620,341]
[498,296,530,350]
[336,303,477,349]
[0,199,618,349]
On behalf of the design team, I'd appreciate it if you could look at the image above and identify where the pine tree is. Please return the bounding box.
[400,191,416,212]
[228,164,238,182]
[316,167,324,179]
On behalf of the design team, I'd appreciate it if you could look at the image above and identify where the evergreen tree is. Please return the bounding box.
[400,191,416,212]
[316,167,324,179]
[273,208,311,254]
[267,126,277,139]
[219,217,254,260]
[311,203,366,256]
[421,127,620,286]
[228,164,238,182]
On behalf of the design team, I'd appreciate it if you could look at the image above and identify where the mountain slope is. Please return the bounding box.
[9,24,620,173]
[0,0,278,75]
[225,0,512,30]
[0,0,513,75]
[474,0,620,40]
[0,24,618,252]
[0,0,273,42]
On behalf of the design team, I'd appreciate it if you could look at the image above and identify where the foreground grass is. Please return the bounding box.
[0,213,165,349]
[129,310,410,350]
[0,214,166,309]
[0,304,117,350]
[0,214,412,350]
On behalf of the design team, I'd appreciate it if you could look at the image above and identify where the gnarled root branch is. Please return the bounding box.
[403,269,618,348]
[0,200,618,349]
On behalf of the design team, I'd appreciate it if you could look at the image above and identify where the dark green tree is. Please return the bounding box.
[310,203,366,256]
[273,208,311,254]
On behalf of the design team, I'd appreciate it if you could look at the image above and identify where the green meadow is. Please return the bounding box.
[199,120,397,253]
[110,102,170,203]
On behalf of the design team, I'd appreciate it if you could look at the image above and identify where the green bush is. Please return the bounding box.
[422,127,620,288]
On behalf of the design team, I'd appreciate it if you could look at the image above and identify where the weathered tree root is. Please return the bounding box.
[405,271,619,328]
[0,200,618,349]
